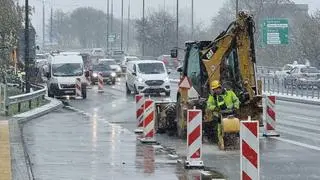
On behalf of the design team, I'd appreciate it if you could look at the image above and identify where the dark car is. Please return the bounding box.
[90,63,116,85]
[284,66,320,88]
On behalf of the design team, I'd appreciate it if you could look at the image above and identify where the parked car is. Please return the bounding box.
[98,59,122,77]
[91,48,105,57]
[284,66,320,88]
[126,60,171,96]
[274,62,307,81]
[121,56,140,72]
[90,63,116,85]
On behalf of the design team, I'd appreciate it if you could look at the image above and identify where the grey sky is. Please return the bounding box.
[21,0,320,43]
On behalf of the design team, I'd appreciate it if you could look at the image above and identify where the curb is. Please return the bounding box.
[10,97,63,180]
[13,97,63,124]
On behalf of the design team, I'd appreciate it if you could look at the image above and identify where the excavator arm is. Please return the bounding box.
[201,12,259,102]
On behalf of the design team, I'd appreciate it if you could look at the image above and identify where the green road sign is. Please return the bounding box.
[262,19,289,45]
[107,34,116,42]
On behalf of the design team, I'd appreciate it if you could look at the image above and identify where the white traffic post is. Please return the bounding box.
[240,120,260,180]
[263,96,280,137]
[97,72,104,93]
[140,98,156,143]
[185,108,204,168]
[134,94,145,133]
[75,78,82,99]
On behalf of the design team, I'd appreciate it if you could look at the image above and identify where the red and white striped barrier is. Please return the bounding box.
[134,94,145,133]
[75,78,82,99]
[240,120,259,180]
[140,98,156,143]
[263,96,280,137]
[97,72,104,93]
[185,108,204,168]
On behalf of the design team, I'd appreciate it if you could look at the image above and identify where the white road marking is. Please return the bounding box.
[272,137,320,151]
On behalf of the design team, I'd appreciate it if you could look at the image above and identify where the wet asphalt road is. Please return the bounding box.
[22,78,320,180]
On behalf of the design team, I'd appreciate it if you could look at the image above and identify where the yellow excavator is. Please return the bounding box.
[155,12,262,150]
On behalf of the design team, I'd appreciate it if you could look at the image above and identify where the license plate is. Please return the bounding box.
[150,86,160,89]
[64,90,74,93]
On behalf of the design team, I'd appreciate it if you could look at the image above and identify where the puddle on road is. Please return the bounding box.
[135,138,226,180]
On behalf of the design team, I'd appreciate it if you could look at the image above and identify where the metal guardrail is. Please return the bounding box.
[258,76,320,99]
[0,83,47,115]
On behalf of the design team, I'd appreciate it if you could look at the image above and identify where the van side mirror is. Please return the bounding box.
[286,71,290,74]
[177,66,183,73]
[45,72,50,78]
[132,72,136,76]
[171,49,178,58]
[85,71,90,77]
[168,71,171,74]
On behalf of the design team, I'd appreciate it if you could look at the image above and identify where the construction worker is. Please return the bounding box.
[204,80,240,143]
[207,80,240,115]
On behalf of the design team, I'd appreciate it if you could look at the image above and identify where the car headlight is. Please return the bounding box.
[138,77,144,82]
[111,72,116,77]
[116,67,121,72]
[92,73,98,77]
[164,77,169,82]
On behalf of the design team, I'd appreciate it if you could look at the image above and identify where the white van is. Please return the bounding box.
[46,54,87,98]
[126,60,171,96]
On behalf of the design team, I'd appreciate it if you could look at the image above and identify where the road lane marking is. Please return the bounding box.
[277,126,320,141]
[0,120,12,180]
[272,137,320,151]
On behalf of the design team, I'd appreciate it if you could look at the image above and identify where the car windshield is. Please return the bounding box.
[36,54,48,59]
[126,57,140,62]
[93,64,111,71]
[103,61,117,65]
[301,67,319,73]
[52,63,83,76]
[138,63,165,74]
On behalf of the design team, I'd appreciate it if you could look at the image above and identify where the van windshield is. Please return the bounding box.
[138,63,165,74]
[52,63,83,77]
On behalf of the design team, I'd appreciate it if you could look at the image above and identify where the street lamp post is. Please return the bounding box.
[176,0,179,49]
[106,0,109,52]
[120,0,124,51]
[236,0,239,17]
[127,0,130,52]
[25,0,31,93]
[191,0,193,40]
[142,0,145,56]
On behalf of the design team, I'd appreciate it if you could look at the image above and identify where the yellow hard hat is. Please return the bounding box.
[211,80,221,89]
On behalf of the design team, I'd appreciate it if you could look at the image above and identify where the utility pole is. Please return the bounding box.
[176,0,179,48]
[42,0,45,48]
[25,0,30,93]
[120,0,124,51]
[142,0,145,56]
[191,0,194,40]
[111,0,113,50]
[236,0,239,17]
[106,0,109,52]
[50,7,53,43]
[127,0,130,52]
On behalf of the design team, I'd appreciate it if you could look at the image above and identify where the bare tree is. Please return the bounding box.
[135,10,177,57]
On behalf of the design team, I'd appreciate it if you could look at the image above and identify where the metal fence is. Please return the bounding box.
[258,76,320,99]
[0,83,47,116]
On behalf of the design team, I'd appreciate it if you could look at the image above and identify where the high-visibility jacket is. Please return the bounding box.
[207,89,240,111]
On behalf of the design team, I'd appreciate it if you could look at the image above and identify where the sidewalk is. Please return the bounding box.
[0,120,12,180]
